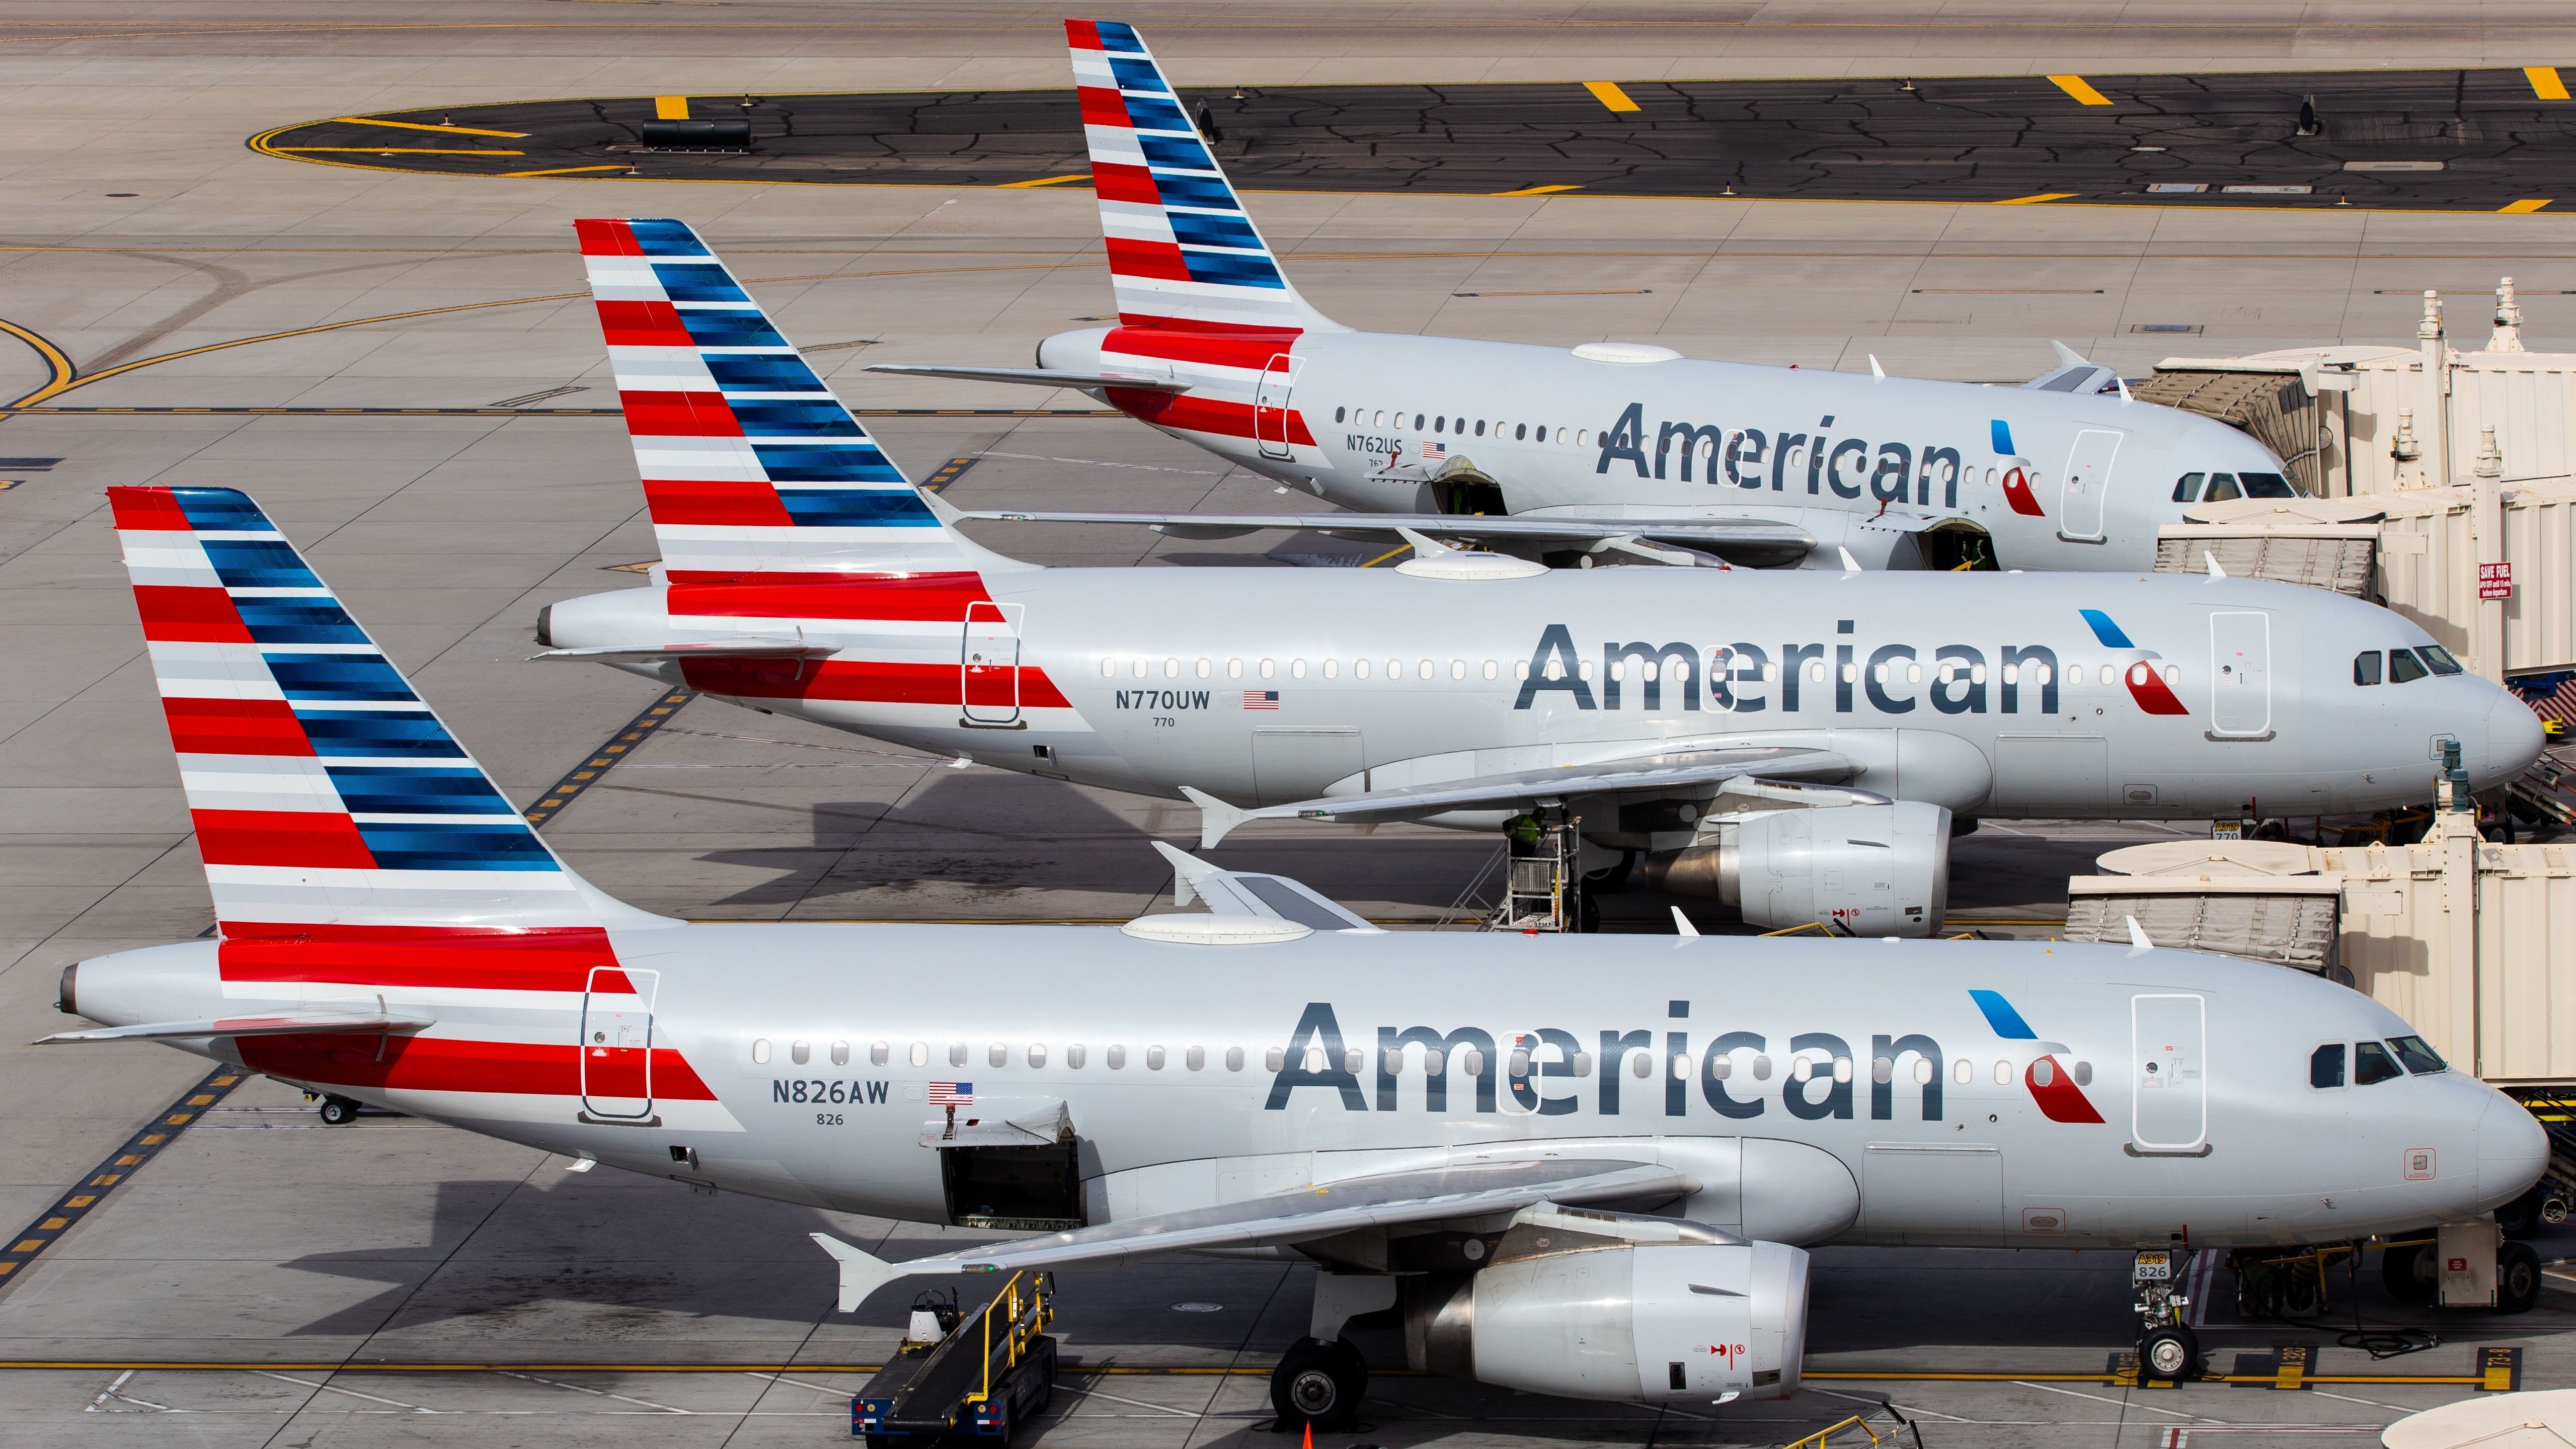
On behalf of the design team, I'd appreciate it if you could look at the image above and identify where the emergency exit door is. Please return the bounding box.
[2132,993,2207,1153]
[2058,429,2122,540]
[2209,611,2272,737]
[580,966,658,1120]
[962,601,1023,725]
[1254,354,1299,461]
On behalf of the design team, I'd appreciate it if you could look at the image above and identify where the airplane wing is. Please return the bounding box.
[38,1008,435,1044]
[811,1157,1696,1309]
[529,638,836,664]
[866,363,1192,394]
[1149,841,1381,931]
[1180,748,1870,848]
[954,509,1815,556]
[2024,344,2123,395]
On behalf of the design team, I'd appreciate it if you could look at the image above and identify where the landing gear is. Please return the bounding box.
[1270,1336,1366,1428]
[317,1094,362,1125]
[2132,1247,2197,1380]
[2140,1325,2200,1383]
[2499,1241,2542,1314]
[2382,1242,2435,1303]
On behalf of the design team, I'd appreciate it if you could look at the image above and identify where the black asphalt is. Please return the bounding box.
[258,69,2576,210]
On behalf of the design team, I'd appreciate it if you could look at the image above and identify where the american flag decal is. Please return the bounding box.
[928,1081,974,1105]
[1242,690,1279,710]
[1418,441,1448,462]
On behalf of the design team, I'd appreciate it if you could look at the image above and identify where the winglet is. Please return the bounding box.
[1836,545,1862,576]
[1671,907,1700,938]
[811,1233,914,1313]
[1868,354,1885,380]
[1151,838,1218,906]
[1180,785,1251,849]
[1394,526,1449,561]
[2126,915,2155,951]
[2050,340,2090,368]
[2203,550,2227,579]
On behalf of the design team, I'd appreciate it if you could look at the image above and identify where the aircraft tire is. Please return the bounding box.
[2496,1184,2543,1238]
[318,1095,360,1125]
[2381,1244,2434,1304]
[1270,1337,1365,1428]
[2139,1325,2198,1383]
[2497,1242,2542,1314]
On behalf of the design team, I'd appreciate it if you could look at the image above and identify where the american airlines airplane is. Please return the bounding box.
[869,20,2298,574]
[538,218,2541,934]
[55,482,2550,1425]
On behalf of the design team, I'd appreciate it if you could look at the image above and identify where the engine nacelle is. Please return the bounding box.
[1404,1206,1809,1404]
[1640,801,1949,936]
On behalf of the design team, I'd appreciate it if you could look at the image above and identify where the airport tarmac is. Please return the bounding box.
[7,2,2576,1444]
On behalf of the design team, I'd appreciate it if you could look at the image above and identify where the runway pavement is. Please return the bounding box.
[5,3,2576,1445]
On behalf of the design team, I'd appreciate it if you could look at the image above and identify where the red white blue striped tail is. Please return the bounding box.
[577,217,978,584]
[110,486,661,940]
[1066,19,1339,334]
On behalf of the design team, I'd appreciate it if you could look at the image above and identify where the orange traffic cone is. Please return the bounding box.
[1301,1425,1314,1449]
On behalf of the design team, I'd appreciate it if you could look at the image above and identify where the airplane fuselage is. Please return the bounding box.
[546,565,2536,821]
[65,930,2542,1252]
[1037,327,2292,571]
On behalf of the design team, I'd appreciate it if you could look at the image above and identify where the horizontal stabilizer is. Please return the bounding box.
[1150,839,1379,931]
[530,638,835,664]
[820,1158,1693,1296]
[39,1008,434,1044]
[1188,748,1865,847]
[957,509,1816,554]
[866,363,1191,393]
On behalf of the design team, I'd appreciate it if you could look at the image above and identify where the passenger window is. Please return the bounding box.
[949,1042,968,1067]
[1952,1058,1972,1085]
[752,1038,771,1064]
[2202,474,2242,502]
[792,1040,811,1066]
[1414,413,1425,430]
[2419,645,2464,676]
[910,1041,928,1067]
[2239,471,2297,499]
[831,1041,850,1067]
[2310,1043,2346,1088]
[1067,1043,1086,1069]
[1146,1045,1167,1070]
[1433,416,1445,432]
[871,1041,890,1066]
[1515,424,1528,440]
[2353,652,2382,686]
[1335,407,1346,422]
[1028,1043,1046,1068]
[1474,420,1487,436]
[2171,472,2206,503]
[989,1042,1007,1068]
[1321,659,1337,679]
[1226,1046,1244,1071]
[1994,1060,2012,1085]
[2389,649,2429,683]
[2355,1040,2403,1084]
[1354,659,1370,679]
[1107,1043,1126,1069]
[2389,1034,2448,1074]
[1185,1045,1205,1071]
[1266,1046,1285,1071]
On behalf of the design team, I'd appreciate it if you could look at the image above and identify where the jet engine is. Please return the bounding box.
[1401,1204,1809,1403]
[1640,801,1950,936]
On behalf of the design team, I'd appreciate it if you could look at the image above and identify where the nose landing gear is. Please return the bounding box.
[313,1093,363,1125]
[2132,1247,2198,1382]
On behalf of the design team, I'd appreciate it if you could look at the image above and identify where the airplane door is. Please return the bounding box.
[2131,993,2208,1153]
[2058,429,2122,540]
[1254,353,1299,460]
[580,966,658,1120]
[2209,611,2272,737]
[962,601,1023,725]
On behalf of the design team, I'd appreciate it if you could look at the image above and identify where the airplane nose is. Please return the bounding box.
[2478,1093,2549,1212]
[2486,691,2546,783]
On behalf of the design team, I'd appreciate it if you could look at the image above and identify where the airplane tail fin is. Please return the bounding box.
[109,485,672,941]
[1065,20,1341,334]
[576,216,1019,584]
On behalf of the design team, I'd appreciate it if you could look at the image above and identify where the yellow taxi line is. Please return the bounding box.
[2501,198,2554,213]
[2047,74,2112,106]
[325,115,526,138]
[2529,66,2570,101]
[1583,80,1641,114]
[276,146,526,155]
[1492,183,1582,197]
[1994,192,2078,205]
[655,95,689,120]
[997,174,1090,188]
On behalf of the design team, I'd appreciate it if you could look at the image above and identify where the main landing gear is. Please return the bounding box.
[1270,1336,1367,1428]
[2132,1247,2198,1382]
[311,1092,363,1125]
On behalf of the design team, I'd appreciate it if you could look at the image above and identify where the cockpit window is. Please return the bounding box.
[2202,474,2242,502]
[2353,652,2382,686]
[2309,1043,2346,1088]
[2389,1035,2449,1074]
[2172,472,2206,503]
[2355,1040,2403,1084]
[2389,649,2430,683]
[2418,645,2464,676]
[2239,471,2298,499]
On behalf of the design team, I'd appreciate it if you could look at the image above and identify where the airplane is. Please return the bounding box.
[865,19,2302,576]
[54,482,2551,1427]
[537,217,2543,935]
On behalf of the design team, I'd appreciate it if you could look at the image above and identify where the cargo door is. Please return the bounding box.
[1252,727,1362,806]
[1862,1143,2003,1241]
[2058,429,2122,540]
[2209,611,2272,737]
[962,601,1023,725]
[1992,735,2107,812]
[2131,993,2208,1153]
[579,966,658,1121]
[1254,353,1299,461]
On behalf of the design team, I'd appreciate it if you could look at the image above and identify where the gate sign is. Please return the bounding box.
[2480,562,2514,600]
